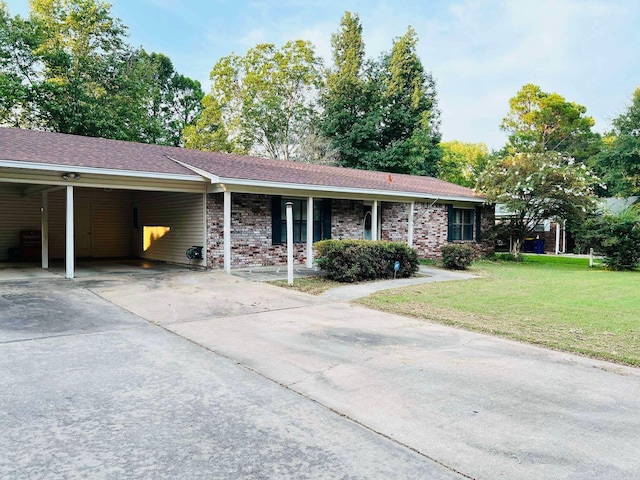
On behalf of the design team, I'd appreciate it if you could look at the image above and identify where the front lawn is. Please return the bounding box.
[356,260,640,365]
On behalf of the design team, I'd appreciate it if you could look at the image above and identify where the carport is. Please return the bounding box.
[0,132,209,278]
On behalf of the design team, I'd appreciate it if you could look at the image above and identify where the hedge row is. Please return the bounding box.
[315,240,419,283]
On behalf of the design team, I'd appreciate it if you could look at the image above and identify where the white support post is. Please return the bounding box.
[562,220,567,254]
[65,186,74,279]
[589,248,594,268]
[555,221,560,255]
[286,202,294,285]
[408,201,415,247]
[223,190,231,274]
[41,192,49,269]
[306,196,314,268]
[372,200,379,241]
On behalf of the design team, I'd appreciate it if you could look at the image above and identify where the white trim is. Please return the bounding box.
[202,190,208,268]
[65,186,74,279]
[306,196,314,268]
[0,159,204,182]
[372,201,378,241]
[165,155,221,183]
[223,191,231,273]
[41,192,49,269]
[408,201,414,247]
[217,177,484,204]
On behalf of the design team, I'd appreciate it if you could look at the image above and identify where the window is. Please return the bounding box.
[272,197,331,245]
[448,206,475,241]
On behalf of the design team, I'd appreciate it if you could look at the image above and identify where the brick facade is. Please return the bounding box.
[206,193,494,268]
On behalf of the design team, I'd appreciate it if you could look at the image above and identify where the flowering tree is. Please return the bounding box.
[477,151,599,255]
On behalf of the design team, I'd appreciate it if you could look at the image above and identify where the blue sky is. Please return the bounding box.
[5,0,640,149]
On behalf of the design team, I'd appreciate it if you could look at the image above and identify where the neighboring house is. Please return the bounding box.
[598,196,639,215]
[0,128,494,278]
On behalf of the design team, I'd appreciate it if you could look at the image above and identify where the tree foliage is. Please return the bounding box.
[320,12,441,175]
[477,151,598,255]
[193,40,323,160]
[0,0,201,144]
[501,84,599,163]
[592,87,640,196]
[580,206,640,270]
[438,140,490,188]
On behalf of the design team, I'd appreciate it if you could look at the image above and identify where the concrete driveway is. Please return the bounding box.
[2,266,640,479]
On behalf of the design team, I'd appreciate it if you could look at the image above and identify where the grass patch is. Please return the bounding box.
[269,276,343,295]
[520,254,590,266]
[356,260,640,366]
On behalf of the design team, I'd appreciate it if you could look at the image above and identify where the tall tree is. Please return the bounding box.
[438,140,490,188]
[0,0,201,144]
[593,87,640,195]
[320,14,441,175]
[375,27,441,175]
[501,84,598,163]
[182,94,235,152]
[320,11,376,169]
[133,50,204,146]
[198,40,322,160]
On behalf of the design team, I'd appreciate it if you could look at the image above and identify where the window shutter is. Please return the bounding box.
[271,196,282,245]
[475,206,482,242]
[447,204,454,242]
[322,198,332,240]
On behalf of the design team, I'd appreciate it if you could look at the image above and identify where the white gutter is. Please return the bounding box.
[0,159,205,182]
[217,177,486,204]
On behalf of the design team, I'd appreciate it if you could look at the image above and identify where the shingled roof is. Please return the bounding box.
[0,127,482,200]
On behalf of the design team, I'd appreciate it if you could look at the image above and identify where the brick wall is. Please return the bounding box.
[332,199,365,239]
[411,203,449,258]
[206,193,494,268]
[206,193,308,268]
[381,202,409,242]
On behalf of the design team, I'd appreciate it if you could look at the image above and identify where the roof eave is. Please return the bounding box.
[218,177,485,203]
[0,159,204,182]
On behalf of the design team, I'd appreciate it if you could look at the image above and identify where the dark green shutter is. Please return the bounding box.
[468,209,475,241]
[475,206,482,242]
[271,196,282,245]
[322,198,332,240]
[447,204,454,242]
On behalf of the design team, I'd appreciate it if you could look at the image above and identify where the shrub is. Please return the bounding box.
[441,243,475,270]
[581,206,640,271]
[315,240,419,283]
[490,252,521,262]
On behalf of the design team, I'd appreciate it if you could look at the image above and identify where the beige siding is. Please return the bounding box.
[0,185,43,261]
[134,191,205,266]
[45,188,134,259]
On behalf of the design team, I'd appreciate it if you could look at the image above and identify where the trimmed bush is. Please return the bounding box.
[441,243,475,270]
[315,240,419,283]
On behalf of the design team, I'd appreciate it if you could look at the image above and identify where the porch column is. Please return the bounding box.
[41,192,49,269]
[408,201,415,247]
[562,220,567,254]
[65,186,74,279]
[371,200,379,241]
[223,190,231,274]
[306,196,314,268]
[555,221,560,255]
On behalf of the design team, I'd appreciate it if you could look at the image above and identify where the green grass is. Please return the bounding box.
[356,260,640,366]
[269,276,343,295]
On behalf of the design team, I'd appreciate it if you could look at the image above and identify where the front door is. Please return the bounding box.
[74,202,91,258]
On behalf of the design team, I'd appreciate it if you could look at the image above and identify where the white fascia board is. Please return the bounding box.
[218,177,486,204]
[0,159,205,182]
[164,155,221,183]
